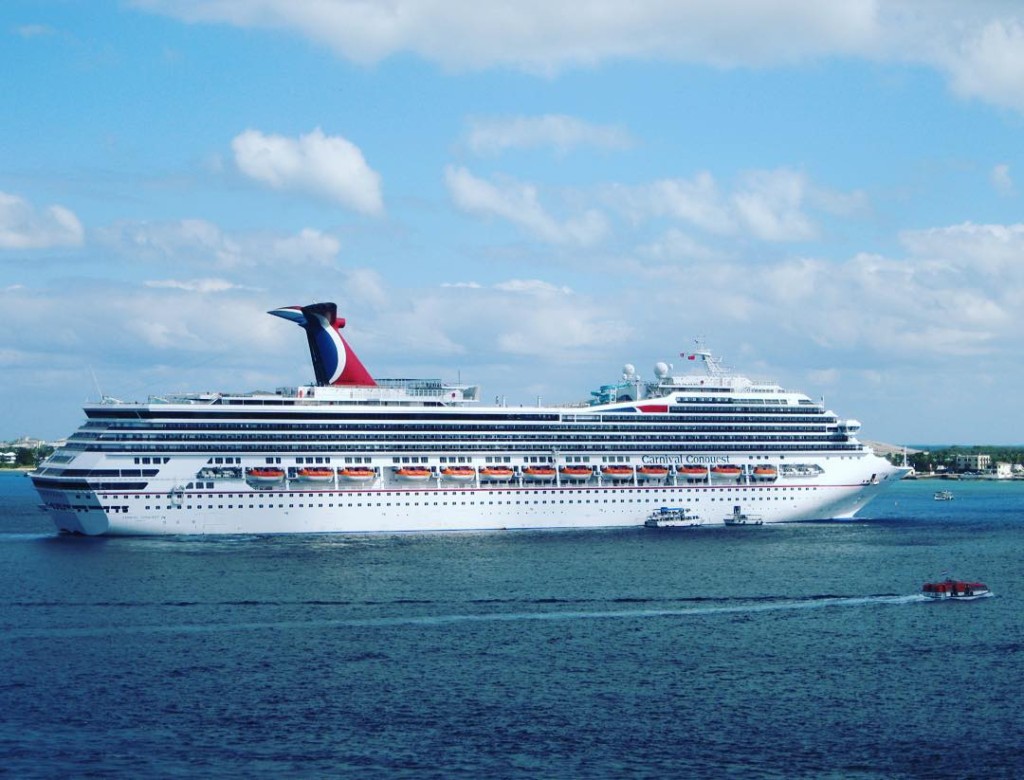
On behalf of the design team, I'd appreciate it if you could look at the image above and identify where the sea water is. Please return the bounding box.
[0,472,1021,778]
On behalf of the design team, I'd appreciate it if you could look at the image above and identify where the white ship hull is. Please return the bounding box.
[35,454,902,536]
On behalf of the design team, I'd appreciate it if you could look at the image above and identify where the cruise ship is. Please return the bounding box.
[30,302,907,535]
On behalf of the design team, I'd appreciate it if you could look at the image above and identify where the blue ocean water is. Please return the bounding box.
[0,472,1022,778]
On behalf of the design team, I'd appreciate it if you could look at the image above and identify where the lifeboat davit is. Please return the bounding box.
[522,466,556,482]
[246,467,286,485]
[441,466,476,482]
[394,466,432,482]
[637,465,669,481]
[601,465,634,480]
[559,466,593,481]
[296,467,335,483]
[338,467,376,483]
[479,466,515,481]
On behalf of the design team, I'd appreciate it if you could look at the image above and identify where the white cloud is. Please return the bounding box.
[465,114,632,155]
[144,278,245,293]
[132,0,876,71]
[939,19,1024,113]
[98,219,341,268]
[605,168,838,242]
[732,169,816,242]
[134,1,1024,115]
[608,173,736,235]
[991,163,1014,195]
[232,127,383,215]
[14,24,56,38]
[0,191,84,250]
[444,165,608,245]
[493,279,573,295]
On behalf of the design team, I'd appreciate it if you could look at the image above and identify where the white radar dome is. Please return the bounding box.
[654,362,671,378]
[622,363,636,379]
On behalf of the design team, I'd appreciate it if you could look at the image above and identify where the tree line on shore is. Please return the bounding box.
[895,445,1024,473]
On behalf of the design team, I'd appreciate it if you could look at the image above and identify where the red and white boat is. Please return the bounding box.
[922,579,992,600]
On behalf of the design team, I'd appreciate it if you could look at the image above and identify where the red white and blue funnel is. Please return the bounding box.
[269,303,377,387]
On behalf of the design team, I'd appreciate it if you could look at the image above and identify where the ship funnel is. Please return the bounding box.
[269,303,377,387]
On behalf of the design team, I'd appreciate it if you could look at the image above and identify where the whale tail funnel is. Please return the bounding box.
[269,303,377,387]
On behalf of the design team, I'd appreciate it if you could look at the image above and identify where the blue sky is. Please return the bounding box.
[2,1,1024,445]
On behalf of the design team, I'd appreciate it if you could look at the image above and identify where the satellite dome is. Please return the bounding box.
[622,363,636,379]
[654,361,670,378]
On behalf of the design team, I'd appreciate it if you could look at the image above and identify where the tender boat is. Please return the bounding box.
[922,579,991,600]
[933,490,954,501]
[752,466,778,481]
[644,507,703,528]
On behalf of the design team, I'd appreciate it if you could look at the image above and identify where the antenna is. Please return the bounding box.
[89,366,103,400]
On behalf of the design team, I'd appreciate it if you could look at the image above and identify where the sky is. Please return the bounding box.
[2,1,1024,446]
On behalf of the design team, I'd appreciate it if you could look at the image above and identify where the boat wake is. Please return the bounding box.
[3,593,929,640]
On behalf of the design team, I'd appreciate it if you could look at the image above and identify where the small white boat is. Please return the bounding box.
[933,490,954,501]
[922,579,991,600]
[644,507,702,528]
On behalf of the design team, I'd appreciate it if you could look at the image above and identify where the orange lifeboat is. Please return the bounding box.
[601,465,634,480]
[637,465,670,480]
[559,466,593,481]
[479,466,515,481]
[338,467,376,483]
[678,465,708,480]
[441,466,476,482]
[296,467,335,483]
[710,465,742,480]
[394,466,432,482]
[246,467,285,485]
[752,465,778,481]
[522,466,556,481]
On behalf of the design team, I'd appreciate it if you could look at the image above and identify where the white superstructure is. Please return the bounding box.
[30,304,906,536]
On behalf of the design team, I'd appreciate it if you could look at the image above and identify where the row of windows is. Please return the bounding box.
[89,415,838,433]
[78,442,864,456]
